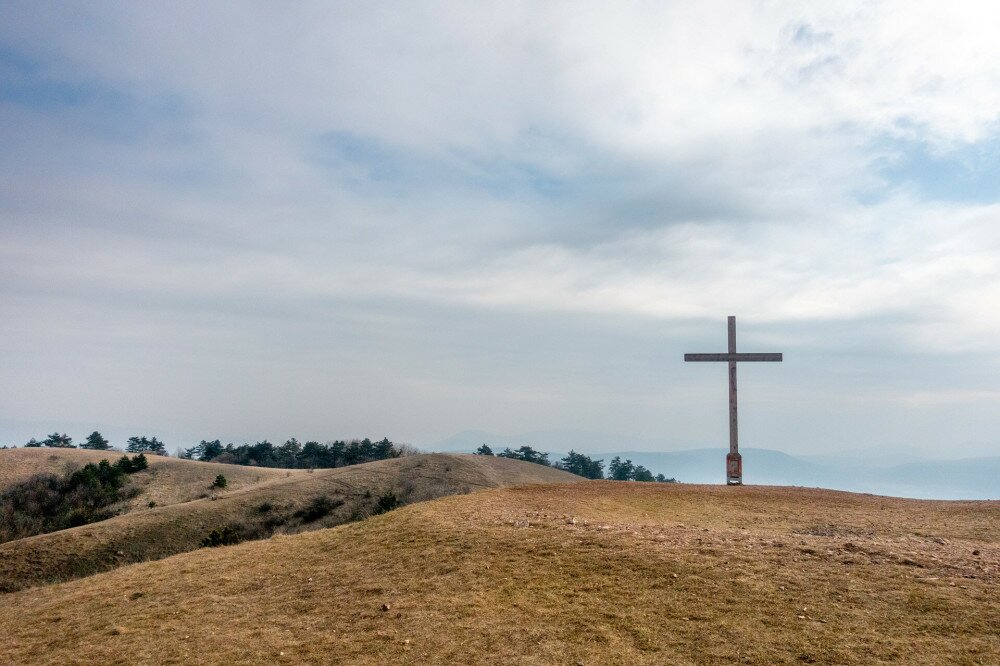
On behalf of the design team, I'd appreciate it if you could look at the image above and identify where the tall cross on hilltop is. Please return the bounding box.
[684,316,783,485]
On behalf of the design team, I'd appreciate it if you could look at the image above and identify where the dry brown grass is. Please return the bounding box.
[0,452,579,591]
[1,481,997,665]
[0,447,296,510]
[0,448,123,488]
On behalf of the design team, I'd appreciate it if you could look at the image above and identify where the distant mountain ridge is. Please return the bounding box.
[426,430,999,500]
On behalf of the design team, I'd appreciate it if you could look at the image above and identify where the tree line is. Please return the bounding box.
[12,432,676,482]
[180,437,404,469]
[21,431,166,455]
[17,432,405,469]
[475,444,677,483]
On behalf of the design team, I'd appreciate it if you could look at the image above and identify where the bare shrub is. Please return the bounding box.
[394,443,422,457]
[295,496,344,523]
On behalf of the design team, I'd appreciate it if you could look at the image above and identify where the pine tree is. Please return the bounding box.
[81,431,110,450]
[497,445,549,465]
[147,437,167,456]
[633,465,655,482]
[608,456,635,481]
[558,450,604,479]
[126,436,167,455]
[42,432,74,448]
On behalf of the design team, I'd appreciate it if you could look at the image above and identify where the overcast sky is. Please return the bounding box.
[2,2,1000,457]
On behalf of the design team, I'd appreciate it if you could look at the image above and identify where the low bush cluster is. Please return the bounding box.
[196,491,403,553]
[373,491,400,515]
[200,526,241,547]
[116,453,149,473]
[295,496,344,522]
[0,455,149,543]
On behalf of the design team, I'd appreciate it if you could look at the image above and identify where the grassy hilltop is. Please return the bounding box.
[0,448,578,592]
[0,447,299,506]
[0,453,997,664]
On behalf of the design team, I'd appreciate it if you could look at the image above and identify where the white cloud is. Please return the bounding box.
[2,1,1000,450]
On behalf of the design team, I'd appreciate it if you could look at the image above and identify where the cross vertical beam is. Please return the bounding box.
[684,316,782,485]
[727,316,740,483]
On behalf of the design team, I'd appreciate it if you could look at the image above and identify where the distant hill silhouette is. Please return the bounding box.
[429,430,998,500]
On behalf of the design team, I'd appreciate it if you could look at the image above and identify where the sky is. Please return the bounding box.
[2,2,1000,458]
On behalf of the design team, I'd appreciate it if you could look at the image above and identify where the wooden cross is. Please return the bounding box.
[684,316,782,485]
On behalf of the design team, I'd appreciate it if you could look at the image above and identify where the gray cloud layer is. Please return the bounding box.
[2,2,1000,456]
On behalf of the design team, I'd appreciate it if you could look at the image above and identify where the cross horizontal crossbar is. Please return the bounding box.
[684,353,783,362]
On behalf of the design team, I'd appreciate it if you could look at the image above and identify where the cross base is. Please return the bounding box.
[726,452,742,485]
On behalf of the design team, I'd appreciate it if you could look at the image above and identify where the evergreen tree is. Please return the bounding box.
[80,431,110,450]
[201,440,224,461]
[327,440,346,466]
[475,444,494,456]
[182,439,222,460]
[608,456,635,481]
[373,437,396,459]
[24,438,42,447]
[278,438,302,467]
[358,438,375,461]
[497,445,550,466]
[171,437,402,470]
[126,436,167,455]
[244,440,277,466]
[299,440,327,468]
[342,440,364,466]
[632,465,655,482]
[42,432,74,448]
[558,450,604,479]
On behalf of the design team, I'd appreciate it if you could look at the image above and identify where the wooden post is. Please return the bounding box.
[727,316,741,484]
[684,315,782,486]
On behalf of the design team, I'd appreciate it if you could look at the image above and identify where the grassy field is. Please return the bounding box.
[1,480,997,665]
[0,449,579,591]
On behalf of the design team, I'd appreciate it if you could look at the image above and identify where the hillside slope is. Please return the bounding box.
[0,453,579,591]
[0,447,299,509]
[2,483,997,665]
